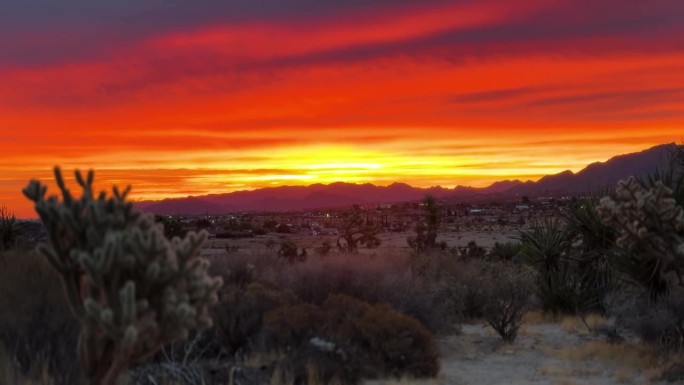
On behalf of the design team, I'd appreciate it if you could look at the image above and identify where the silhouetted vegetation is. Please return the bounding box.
[337,209,380,253]
[0,206,22,252]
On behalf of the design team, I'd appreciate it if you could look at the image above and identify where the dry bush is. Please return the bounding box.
[210,282,297,356]
[207,252,277,288]
[266,251,464,333]
[478,262,535,342]
[607,288,684,354]
[0,250,81,384]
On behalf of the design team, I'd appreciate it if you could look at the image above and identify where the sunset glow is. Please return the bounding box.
[1,0,683,217]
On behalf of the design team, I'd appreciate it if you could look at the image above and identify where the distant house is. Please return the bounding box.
[515,204,530,211]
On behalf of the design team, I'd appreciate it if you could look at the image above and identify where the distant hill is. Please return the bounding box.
[507,142,679,195]
[137,143,681,215]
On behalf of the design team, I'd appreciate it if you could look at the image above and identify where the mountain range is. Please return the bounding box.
[136,143,680,215]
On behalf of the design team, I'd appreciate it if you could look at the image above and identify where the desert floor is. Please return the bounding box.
[367,315,671,385]
[201,229,519,258]
[200,230,680,385]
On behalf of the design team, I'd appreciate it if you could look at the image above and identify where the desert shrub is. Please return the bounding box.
[271,340,360,385]
[0,250,82,383]
[210,254,259,288]
[279,239,307,264]
[479,262,534,342]
[263,303,325,349]
[264,294,439,380]
[270,252,463,333]
[211,282,297,355]
[314,241,332,256]
[458,240,487,260]
[489,241,522,262]
[607,288,684,354]
[323,294,439,378]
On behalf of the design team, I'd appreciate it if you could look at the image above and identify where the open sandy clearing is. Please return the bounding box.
[368,322,672,385]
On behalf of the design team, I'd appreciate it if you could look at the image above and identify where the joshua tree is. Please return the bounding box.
[337,208,380,253]
[407,195,439,252]
[23,167,223,385]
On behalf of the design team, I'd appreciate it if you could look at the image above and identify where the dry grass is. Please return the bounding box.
[523,310,560,325]
[554,341,657,369]
[560,313,609,334]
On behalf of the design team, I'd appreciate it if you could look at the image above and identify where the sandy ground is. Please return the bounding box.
[368,320,670,385]
[200,229,520,258]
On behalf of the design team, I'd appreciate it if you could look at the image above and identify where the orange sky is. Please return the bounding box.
[1,0,683,218]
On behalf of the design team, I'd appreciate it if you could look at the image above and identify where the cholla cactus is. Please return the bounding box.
[22,167,223,385]
[598,176,684,298]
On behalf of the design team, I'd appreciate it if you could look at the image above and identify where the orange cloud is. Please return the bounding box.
[1,0,683,218]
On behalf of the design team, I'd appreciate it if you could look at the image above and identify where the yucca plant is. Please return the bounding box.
[518,219,585,313]
[0,205,22,252]
[565,197,617,312]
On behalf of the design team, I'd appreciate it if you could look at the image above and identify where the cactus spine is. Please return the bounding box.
[23,167,223,385]
[598,176,684,298]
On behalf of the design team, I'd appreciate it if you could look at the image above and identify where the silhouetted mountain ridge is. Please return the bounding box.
[137,143,680,215]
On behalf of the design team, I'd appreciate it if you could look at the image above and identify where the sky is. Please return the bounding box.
[1,0,683,218]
